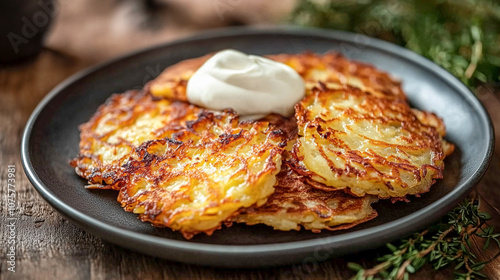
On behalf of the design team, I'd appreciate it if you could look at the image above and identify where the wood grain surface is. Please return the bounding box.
[1,1,499,279]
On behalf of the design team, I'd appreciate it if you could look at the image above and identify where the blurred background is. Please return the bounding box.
[1,0,499,91]
[36,0,296,63]
[0,0,295,64]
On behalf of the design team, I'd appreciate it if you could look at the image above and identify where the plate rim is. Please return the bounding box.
[21,26,495,263]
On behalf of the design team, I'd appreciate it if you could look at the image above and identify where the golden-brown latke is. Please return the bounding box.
[114,110,286,239]
[271,52,405,100]
[71,90,201,188]
[234,163,378,232]
[235,115,378,232]
[293,85,454,198]
[146,52,405,101]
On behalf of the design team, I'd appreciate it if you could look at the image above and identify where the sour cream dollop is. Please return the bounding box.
[186,49,305,120]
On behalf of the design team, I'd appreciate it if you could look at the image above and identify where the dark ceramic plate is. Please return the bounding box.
[21,27,494,267]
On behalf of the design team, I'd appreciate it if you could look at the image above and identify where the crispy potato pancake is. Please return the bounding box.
[116,110,285,238]
[146,52,405,101]
[235,163,378,231]
[71,90,202,188]
[294,86,454,198]
[271,52,405,100]
[236,116,378,232]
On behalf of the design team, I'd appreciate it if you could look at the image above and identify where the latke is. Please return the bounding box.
[115,110,285,238]
[71,90,201,189]
[235,163,378,231]
[146,52,405,101]
[293,85,454,198]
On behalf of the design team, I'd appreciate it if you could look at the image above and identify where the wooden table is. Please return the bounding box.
[1,1,499,279]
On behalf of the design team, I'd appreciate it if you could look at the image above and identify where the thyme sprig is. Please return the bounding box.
[347,198,500,280]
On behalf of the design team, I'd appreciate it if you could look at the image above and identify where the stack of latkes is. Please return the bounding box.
[71,52,454,239]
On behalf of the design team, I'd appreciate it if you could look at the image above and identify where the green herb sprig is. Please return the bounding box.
[289,0,500,91]
[347,198,500,280]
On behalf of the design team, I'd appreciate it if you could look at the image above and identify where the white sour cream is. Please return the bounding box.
[186,49,305,120]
